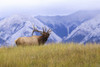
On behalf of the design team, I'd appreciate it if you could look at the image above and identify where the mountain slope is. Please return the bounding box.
[66,14,100,44]
[0,10,100,45]
[0,15,62,46]
[35,10,100,40]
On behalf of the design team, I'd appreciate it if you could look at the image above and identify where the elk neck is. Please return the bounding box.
[38,35,49,44]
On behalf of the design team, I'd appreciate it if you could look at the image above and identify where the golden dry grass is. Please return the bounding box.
[0,43,100,67]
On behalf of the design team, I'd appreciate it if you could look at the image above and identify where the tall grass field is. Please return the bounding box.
[0,43,100,67]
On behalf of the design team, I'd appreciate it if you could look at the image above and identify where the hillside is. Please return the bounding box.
[66,14,100,44]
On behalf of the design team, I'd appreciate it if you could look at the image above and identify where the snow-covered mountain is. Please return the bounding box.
[66,14,100,44]
[0,15,62,46]
[35,10,100,40]
[0,10,100,46]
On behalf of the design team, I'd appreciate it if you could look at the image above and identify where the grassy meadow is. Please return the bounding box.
[0,43,100,67]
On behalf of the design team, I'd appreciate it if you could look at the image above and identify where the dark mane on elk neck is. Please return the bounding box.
[15,25,51,46]
[38,33,50,44]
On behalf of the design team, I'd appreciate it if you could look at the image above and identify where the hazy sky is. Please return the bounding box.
[0,0,100,17]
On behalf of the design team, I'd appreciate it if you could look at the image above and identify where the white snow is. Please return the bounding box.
[66,14,100,44]
[0,15,62,45]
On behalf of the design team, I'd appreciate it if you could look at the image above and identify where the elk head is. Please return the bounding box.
[32,25,51,44]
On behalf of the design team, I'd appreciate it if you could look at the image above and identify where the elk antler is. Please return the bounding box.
[42,27,45,33]
[47,29,52,33]
[42,26,47,32]
[32,25,42,35]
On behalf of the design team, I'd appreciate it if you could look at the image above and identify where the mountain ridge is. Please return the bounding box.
[0,10,100,46]
[0,15,62,46]
[66,14,100,44]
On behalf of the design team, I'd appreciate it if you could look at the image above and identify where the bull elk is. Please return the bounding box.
[15,26,51,46]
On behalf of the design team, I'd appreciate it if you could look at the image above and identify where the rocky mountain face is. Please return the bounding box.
[35,10,100,42]
[66,14,100,44]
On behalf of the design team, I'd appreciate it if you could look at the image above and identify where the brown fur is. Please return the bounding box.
[15,29,51,46]
[15,36,40,46]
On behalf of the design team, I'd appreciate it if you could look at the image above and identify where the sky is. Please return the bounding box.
[0,0,100,17]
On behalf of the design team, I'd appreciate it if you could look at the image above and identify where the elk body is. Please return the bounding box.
[15,26,51,46]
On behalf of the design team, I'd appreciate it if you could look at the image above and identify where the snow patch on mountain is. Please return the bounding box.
[35,10,100,41]
[66,14,100,44]
[0,15,62,46]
